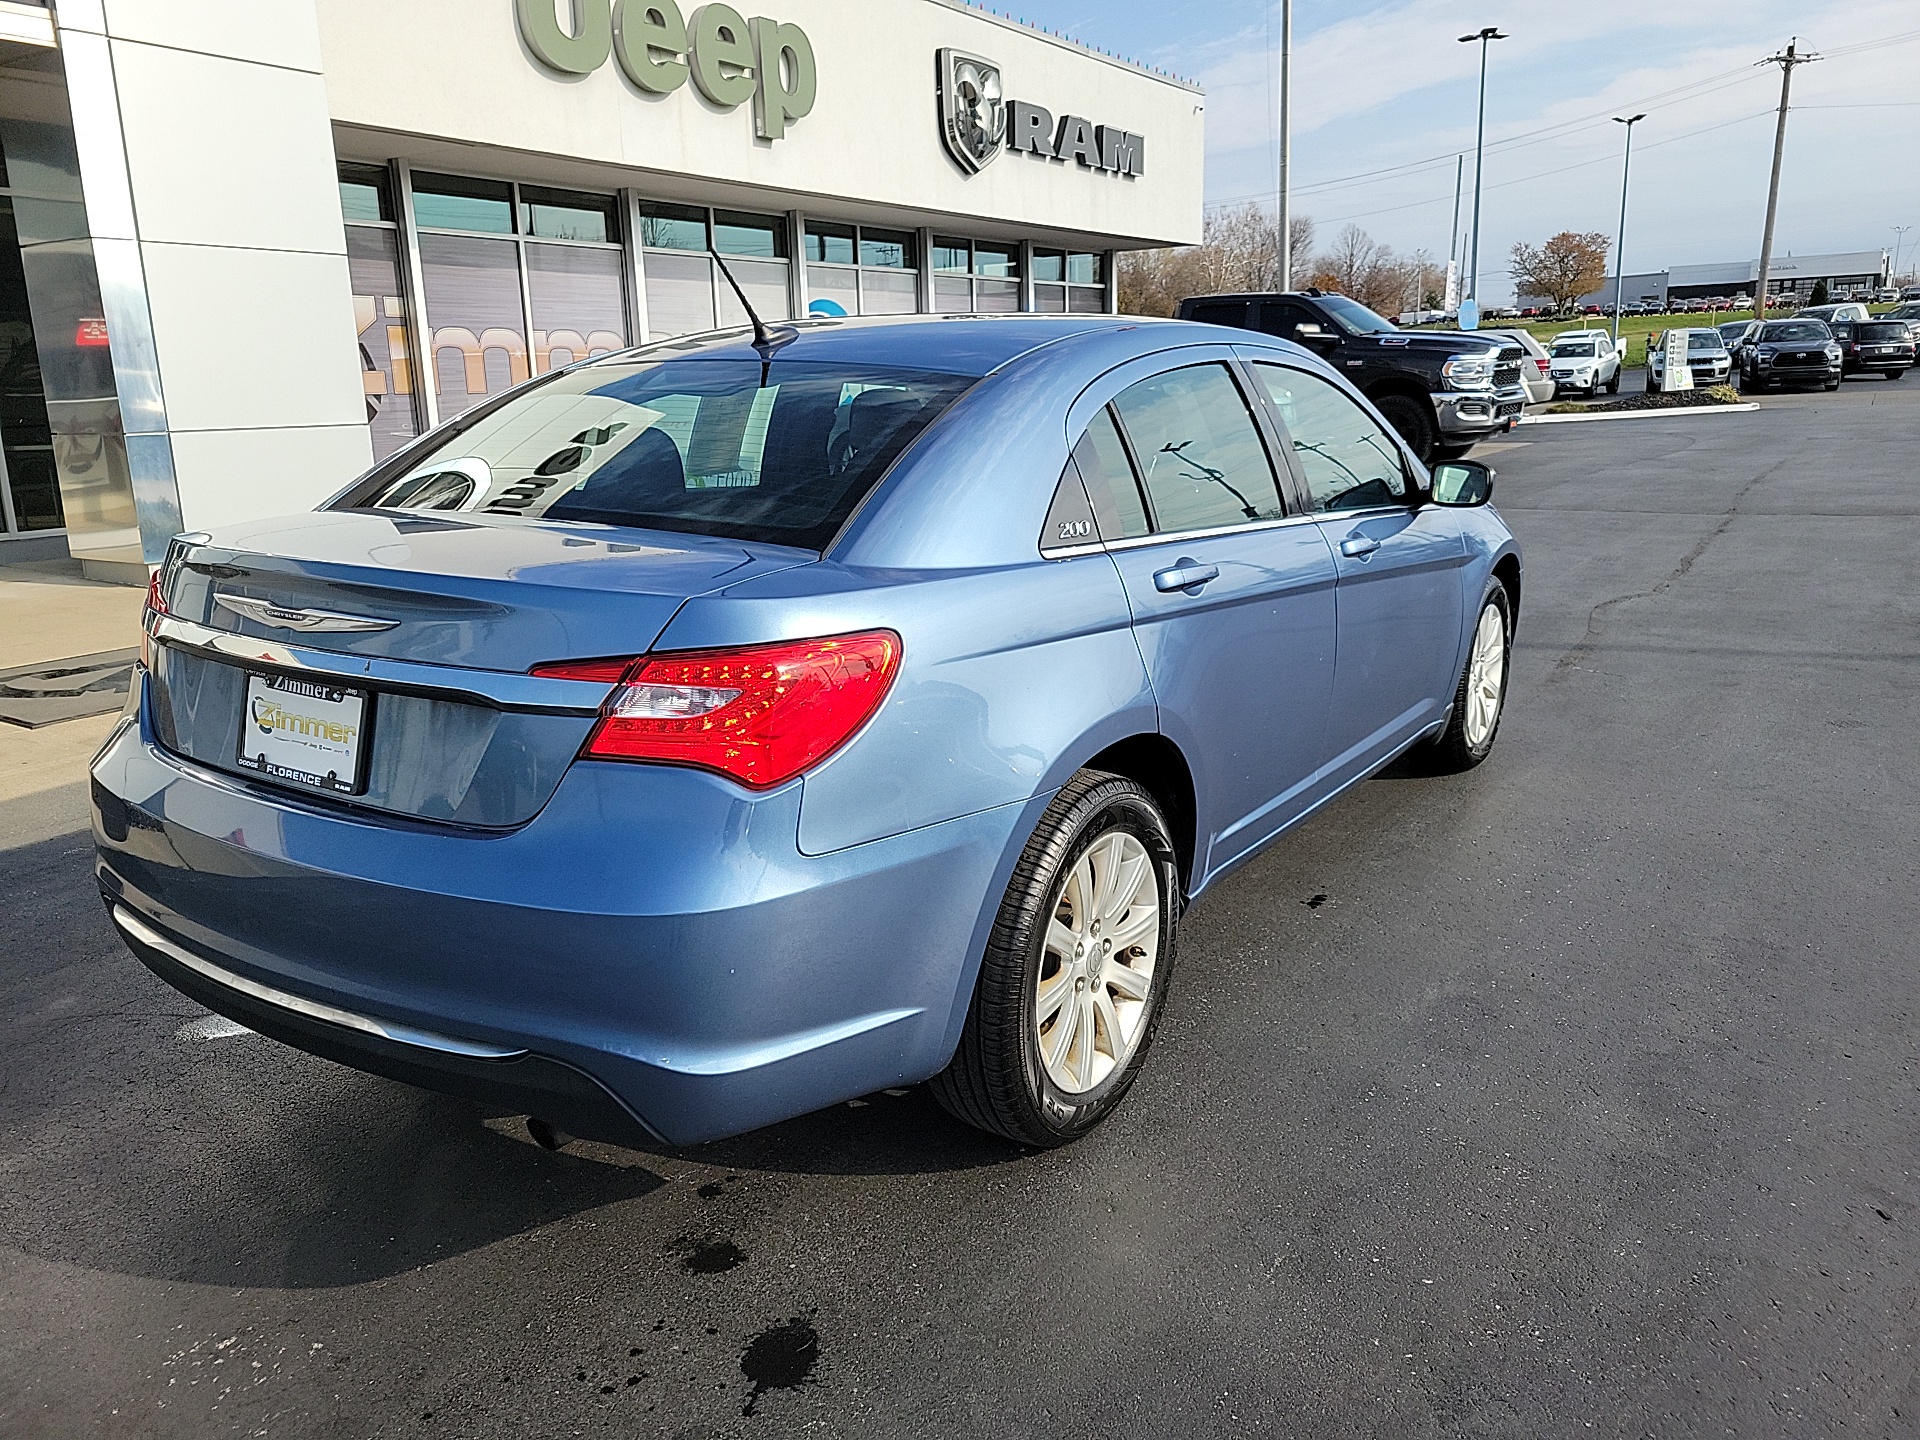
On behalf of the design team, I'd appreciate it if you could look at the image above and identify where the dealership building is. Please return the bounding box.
[1543,249,1893,311]
[0,0,1202,580]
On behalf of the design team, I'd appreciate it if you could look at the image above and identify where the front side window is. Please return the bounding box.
[341,360,972,552]
[1254,364,1408,513]
[1111,364,1284,533]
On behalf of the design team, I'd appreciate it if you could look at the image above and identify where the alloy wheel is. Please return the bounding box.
[1034,831,1160,1094]
[1463,601,1507,749]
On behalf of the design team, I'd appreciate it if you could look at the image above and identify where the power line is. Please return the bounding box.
[1206,23,1920,217]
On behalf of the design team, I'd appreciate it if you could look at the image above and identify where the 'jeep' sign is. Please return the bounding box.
[936,48,1145,179]
[515,0,815,141]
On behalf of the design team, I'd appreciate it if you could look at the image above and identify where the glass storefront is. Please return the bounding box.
[335,164,1117,463]
[412,172,629,422]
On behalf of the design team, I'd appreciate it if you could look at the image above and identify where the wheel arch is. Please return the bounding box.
[1082,733,1198,898]
[1492,549,1522,626]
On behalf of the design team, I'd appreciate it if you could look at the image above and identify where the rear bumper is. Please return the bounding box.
[91,676,1036,1146]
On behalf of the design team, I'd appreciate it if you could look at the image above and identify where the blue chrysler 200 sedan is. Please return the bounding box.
[92,314,1520,1149]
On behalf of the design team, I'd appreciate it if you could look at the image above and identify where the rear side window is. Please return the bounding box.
[1185,300,1249,328]
[1073,408,1151,540]
[340,359,973,552]
[1253,363,1408,512]
[1111,364,1284,532]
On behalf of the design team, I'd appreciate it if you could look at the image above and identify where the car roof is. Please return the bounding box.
[584,312,1156,379]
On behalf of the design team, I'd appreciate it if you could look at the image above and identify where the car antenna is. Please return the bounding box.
[710,247,797,376]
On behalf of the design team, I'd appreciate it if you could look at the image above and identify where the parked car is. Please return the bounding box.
[1545,331,1620,395]
[1646,328,1732,390]
[1485,328,1555,403]
[1901,284,1920,301]
[1174,290,1527,462]
[1827,319,1915,379]
[1736,318,1841,392]
[1717,319,1760,362]
[93,314,1523,1151]
[1798,302,1871,325]
[1878,302,1920,343]
[1874,287,1902,303]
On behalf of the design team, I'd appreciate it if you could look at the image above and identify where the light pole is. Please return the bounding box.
[1276,0,1292,290]
[1457,25,1507,323]
[1894,225,1913,285]
[1610,114,1645,346]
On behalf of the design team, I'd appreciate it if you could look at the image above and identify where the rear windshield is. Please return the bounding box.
[1859,323,1910,342]
[1761,322,1829,342]
[336,359,973,551]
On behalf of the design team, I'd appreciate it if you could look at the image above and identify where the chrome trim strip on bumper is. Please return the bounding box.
[148,614,611,716]
[113,905,528,1061]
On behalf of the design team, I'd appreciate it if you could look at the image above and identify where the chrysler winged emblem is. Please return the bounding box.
[938,49,1005,174]
[214,595,399,634]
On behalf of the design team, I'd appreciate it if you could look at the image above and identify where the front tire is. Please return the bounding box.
[1375,393,1439,465]
[1606,371,1620,394]
[1423,583,1512,773]
[931,772,1179,1147]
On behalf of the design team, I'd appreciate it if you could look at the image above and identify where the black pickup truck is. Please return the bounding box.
[1174,290,1528,463]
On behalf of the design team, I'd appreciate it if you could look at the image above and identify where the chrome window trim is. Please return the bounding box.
[148,614,612,716]
[113,906,526,1061]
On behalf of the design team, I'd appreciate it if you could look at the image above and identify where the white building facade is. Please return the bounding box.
[0,0,1203,579]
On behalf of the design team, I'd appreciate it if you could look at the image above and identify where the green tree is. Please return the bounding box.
[1808,278,1829,306]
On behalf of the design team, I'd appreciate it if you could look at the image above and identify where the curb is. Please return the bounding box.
[1519,402,1760,426]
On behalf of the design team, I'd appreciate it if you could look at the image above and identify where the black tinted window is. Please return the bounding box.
[342,360,972,551]
[1112,364,1284,532]
[1860,323,1909,342]
[1072,408,1150,540]
[1185,300,1249,328]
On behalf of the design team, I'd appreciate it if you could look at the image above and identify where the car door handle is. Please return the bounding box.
[1340,535,1381,558]
[1152,560,1219,593]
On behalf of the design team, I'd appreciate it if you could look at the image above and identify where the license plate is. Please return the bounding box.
[235,672,370,795]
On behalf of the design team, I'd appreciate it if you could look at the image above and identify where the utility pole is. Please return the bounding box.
[1458,26,1507,317]
[1893,225,1913,285]
[1610,114,1645,346]
[1752,39,1819,319]
[1276,0,1292,290]
[1446,154,1464,311]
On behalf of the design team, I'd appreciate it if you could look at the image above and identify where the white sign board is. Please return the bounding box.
[1661,329,1693,392]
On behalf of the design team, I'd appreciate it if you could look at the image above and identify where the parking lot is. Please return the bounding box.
[4,374,1919,1437]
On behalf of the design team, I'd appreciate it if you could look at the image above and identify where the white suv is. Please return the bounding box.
[1546,331,1621,395]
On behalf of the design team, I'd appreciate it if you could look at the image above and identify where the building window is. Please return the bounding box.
[1033,249,1108,314]
[409,171,629,420]
[931,236,1027,313]
[639,201,792,340]
[338,162,419,461]
[804,221,917,317]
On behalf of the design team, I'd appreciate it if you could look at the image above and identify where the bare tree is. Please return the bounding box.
[1509,232,1612,312]
[1118,204,1317,316]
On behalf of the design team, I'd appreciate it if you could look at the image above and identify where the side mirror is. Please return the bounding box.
[1293,322,1338,348]
[1430,459,1494,507]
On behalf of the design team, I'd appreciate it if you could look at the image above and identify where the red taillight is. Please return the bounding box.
[533,631,902,790]
[1534,357,1549,375]
[140,569,166,667]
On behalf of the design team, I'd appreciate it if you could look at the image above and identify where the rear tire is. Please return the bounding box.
[930,772,1179,1147]
[1422,582,1512,773]
[1888,370,1905,381]
[1375,393,1438,465]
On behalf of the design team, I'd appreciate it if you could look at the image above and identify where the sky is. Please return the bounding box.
[997,0,1920,301]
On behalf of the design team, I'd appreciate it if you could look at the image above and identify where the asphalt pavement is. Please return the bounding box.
[4,374,1919,1438]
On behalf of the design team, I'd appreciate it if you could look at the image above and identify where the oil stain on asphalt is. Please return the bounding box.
[740,1315,819,1416]
[679,1234,747,1274]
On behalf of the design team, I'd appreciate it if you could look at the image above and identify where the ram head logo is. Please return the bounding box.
[938,49,1005,175]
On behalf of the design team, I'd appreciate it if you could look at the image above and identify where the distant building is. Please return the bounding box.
[1519,250,1890,309]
